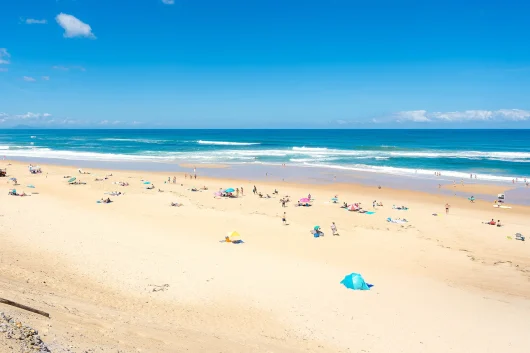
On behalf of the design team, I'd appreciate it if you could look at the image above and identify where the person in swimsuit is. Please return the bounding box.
[282,212,287,225]
[445,203,450,214]
[331,222,338,236]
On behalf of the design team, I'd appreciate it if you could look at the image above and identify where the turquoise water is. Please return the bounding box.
[1,129,529,183]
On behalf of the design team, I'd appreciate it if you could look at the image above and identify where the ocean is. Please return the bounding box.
[1,129,529,183]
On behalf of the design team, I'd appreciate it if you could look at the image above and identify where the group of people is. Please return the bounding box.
[484,219,502,227]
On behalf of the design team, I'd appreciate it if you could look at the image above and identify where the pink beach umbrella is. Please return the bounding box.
[299,197,310,203]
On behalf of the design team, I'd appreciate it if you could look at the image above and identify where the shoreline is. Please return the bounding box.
[4,156,530,206]
[1,159,529,352]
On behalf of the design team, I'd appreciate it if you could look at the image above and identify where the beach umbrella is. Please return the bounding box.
[314,225,320,230]
[68,177,76,183]
[214,191,222,196]
[340,273,370,290]
[227,231,240,238]
[225,188,235,193]
[331,197,338,201]
[143,181,151,185]
[300,197,310,203]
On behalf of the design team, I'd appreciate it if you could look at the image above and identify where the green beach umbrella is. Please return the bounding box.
[68,177,76,183]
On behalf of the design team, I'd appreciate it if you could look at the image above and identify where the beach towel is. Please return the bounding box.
[365,211,375,215]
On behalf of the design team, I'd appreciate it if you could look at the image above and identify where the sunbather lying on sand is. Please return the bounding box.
[170,202,182,207]
[100,198,112,204]
[392,205,408,210]
[387,217,408,223]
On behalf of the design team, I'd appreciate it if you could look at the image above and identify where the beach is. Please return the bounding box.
[1,160,529,353]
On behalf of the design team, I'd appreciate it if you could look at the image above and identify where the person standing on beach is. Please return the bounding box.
[331,222,338,236]
[173,176,176,184]
[445,203,450,215]
[241,187,244,195]
[282,212,287,225]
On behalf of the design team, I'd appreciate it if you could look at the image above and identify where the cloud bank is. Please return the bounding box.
[394,109,530,123]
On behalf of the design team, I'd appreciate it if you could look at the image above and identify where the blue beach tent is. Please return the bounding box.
[340,273,371,290]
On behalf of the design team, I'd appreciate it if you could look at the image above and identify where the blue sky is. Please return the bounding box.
[1,0,530,128]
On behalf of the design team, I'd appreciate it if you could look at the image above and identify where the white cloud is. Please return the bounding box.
[52,65,86,71]
[395,110,430,122]
[42,76,50,81]
[495,109,530,121]
[0,48,10,65]
[25,18,48,25]
[162,0,175,4]
[55,13,96,39]
[394,109,530,123]
[23,76,36,82]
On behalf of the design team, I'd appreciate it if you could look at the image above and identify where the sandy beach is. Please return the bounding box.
[1,160,529,353]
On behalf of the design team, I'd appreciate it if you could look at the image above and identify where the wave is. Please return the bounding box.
[292,147,329,151]
[196,140,260,146]
[99,138,168,144]
[299,162,517,182]
[2,144,528,182]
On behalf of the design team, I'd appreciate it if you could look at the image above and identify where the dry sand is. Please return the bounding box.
[1,160,529,353]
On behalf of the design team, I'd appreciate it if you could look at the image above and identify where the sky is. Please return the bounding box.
[1,0,530,129]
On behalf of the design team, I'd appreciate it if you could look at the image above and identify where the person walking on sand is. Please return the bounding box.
[331,222,339,236]
[173,176,176,184]
[241,186,244,195]
[445,203,450,215]
[282,212,287,225]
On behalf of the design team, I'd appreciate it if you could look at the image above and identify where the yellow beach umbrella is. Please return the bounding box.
[227,231,240,238]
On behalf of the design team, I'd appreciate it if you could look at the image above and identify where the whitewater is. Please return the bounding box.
[0,129,529,183]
